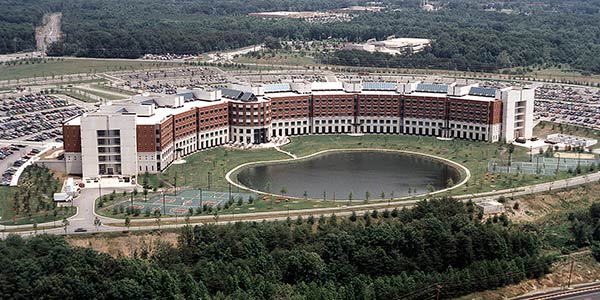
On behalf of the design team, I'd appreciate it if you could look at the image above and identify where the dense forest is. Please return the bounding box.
[3,0,600,72]
[0,198,554,299]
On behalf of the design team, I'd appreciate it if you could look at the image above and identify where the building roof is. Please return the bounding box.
[363,82,397,91]
[469,87,496,98]
[264,83,291,93]
[221,88,257,102]
[416,83,448,93]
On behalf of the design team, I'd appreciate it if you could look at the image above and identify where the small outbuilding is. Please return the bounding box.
[476,201,505,215]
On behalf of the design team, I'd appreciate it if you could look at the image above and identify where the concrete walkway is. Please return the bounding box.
[273,146,297,159]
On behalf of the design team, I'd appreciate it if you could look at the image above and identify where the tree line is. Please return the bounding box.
[3,0,600,73]
[0,197,554,299]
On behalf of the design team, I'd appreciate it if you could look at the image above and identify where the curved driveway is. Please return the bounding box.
[3,162,600,237]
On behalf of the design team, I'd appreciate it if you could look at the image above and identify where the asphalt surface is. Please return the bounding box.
[2,167,600,237]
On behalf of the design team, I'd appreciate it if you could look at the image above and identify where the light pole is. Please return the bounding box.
[173,173,177,196]
[556,153,561,176]
[161,192,165,216]
[228,182,232,203]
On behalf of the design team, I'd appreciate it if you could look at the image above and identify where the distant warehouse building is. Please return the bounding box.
[62,81,535,179]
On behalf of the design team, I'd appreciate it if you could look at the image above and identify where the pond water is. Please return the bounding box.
[236,151,461,200]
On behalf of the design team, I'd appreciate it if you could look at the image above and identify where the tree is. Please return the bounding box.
[350,211,357,222]
[62,218,69,235]
[155,213,161,230]
[496,50,513,68]
[264,36,282,49]
[280,186,287,197]
[94,217,102,231]
[508,144,515,166]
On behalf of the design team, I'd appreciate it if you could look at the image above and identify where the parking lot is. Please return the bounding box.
[118,67,228,91]
[0,94,89,142]
[0,143,40,186]
[534,84,600,129]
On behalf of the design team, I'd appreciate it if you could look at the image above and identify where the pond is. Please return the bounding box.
[236,151,462,200]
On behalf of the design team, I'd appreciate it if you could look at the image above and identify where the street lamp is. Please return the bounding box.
[556,153,561,176]
[161,192,165,216]
[198,188,203,211]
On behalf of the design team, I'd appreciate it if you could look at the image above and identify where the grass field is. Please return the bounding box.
[70,87,126,101]
[94,133,600,218]
[90,84,137,96]
[0,187,16,223]
[0,58,183,81]
[161,147,289,192]
[161,134,594,197]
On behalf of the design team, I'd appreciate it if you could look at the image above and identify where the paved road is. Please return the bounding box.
[3,167,600,237]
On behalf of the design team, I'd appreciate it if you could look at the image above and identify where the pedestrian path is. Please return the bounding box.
[274,146,297,159]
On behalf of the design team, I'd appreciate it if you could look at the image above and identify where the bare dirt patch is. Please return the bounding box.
[36,13,62,54]
[67,231,179,257]
[457,253,600,300]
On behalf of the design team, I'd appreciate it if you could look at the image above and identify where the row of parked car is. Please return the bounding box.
[27,129,63,142]
[0,94,70,117]
[1,147,40,186]
[0,102,87,141]
[2,167,17,186]
[534,84,600,129]
[535,99,600,128]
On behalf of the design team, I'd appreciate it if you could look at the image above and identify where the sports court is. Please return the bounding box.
[488,157,599,176]
[129,190,256,215]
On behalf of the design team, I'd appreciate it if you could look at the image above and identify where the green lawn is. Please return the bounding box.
[0,166,76,225]
[90,84,137,96]
[69,87,126,101]
[162,147,289,192]
[0,187,16,223]
[280,134,588,195]
[97,134,599,218]
[0,58,183,81]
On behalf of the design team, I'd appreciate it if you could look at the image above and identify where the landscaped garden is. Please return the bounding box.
[97,133,599,219]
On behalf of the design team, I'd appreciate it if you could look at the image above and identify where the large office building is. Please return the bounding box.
[62,80,535,179]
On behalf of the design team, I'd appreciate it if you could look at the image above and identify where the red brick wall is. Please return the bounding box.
[270,95,310,120]
[63,125,81,152]
[489,100,503,124]
[198,102,229,130]
[448,98,490,124]
[160,116,174,149]
[404,96,447,120]
[358,94,401,117]
[312,94,354,117]
[174,109,197,140]
[136,125,157,152]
